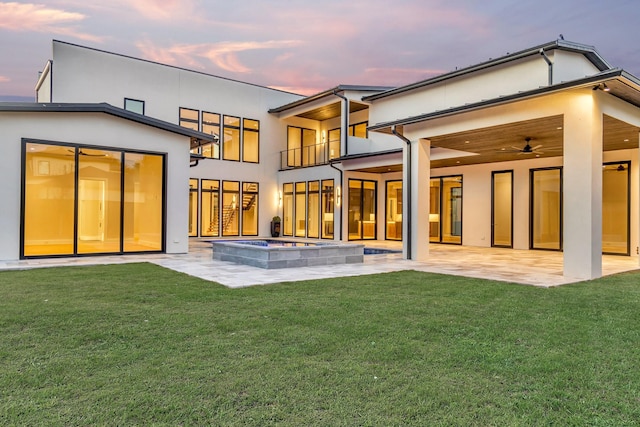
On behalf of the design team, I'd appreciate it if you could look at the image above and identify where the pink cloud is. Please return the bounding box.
[0,2,103,42]
[120,0,194,21]
[0,75,10,83]
[137,39,304,74]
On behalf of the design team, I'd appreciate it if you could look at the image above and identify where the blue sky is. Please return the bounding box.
[1,0,639,99]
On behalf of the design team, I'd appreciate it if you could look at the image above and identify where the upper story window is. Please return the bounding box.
[348,121,368,138]
[202,112,220,159]
[223,115,241,161]
[179,107,199,131]
[124,98,145,115]
[242,119,259,163]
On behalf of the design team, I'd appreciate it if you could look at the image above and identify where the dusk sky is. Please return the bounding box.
[1,0,639,100]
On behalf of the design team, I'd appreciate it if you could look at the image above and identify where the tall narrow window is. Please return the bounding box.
[603,162,630,255]
[223,115,241,161]
[123,152,164,252]
[429,179,441,243]
[242,119,259,163]
[23,143,76,256]
[242,182,259,236]
[328,128,340,160]
[530,168,562,251]
[189,179,199,237]
[295,182,307,237]
[283,183,293,236]
[202,112,220,159]
[386,180,402,241]
[492,171,513,248]
[321,179,334,239]
[200,179,219,237]
[77,148,122,254]
[348,179,376,240]
[222,181,240,236]
[430,176,462,244]
[307,181,320,238]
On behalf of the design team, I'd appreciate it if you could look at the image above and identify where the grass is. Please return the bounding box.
[1,263,640,426]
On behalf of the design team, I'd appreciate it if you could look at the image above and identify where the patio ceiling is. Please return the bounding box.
[296,101,369,121]
[427,114,639,168]
[348,114,638,173]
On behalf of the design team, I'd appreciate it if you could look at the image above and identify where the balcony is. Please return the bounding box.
[280,140,340,170]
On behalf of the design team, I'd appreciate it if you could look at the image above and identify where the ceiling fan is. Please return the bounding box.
[501,137,545,155]
[66,148,107,157]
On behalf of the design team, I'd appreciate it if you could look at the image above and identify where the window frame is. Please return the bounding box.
[124,98,145,115]
[242,118,260,163]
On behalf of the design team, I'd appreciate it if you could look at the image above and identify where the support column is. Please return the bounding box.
[563,91,603,279]
[405,138,430,261]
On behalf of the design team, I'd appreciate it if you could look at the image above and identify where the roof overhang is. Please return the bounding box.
[369,69,640,134]
[0,102,217,151]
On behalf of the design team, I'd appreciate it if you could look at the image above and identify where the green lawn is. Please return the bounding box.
[1,263,640,426]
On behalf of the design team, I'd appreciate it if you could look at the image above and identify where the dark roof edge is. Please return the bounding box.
[52,39,302,97]
[334,148,403,162]
[368,69,626,131]
[363,39,611,102]
[0,102,215,140]
[268,84,394,114]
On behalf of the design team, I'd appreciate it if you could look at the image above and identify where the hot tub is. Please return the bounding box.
[211,239,364,269]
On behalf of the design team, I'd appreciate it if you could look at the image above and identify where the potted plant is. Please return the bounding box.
[271,215,281,237]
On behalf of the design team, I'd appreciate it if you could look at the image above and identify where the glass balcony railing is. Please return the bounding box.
[280,140,340,170]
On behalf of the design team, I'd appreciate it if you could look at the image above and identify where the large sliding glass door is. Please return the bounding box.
[429,176,462,244]
[492,171,513,248]
[530,168,562,251]
[348,179,377,240]
[22,141,165,258]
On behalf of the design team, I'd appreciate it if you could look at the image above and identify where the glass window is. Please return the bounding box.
[348,179,376,240]
[202,112,220,159]
[189,179,199,237]
[123,152,164,252]
[603,162,630,255]
[307,181,320,238]
[328,128,340,160]
[430,176,462,244]
[348,122,368,138]
[531,168,561,250]
[321,179,334,239]
[242,119,259,163]
[179,107,199,131]
[295,182,306,237]
[77,149,122,254]
[242,182,259,236]
[283,183,293,236]
[124,98,144,115]
[492,171,513,248]
[223,115,240,161]
[23,142,164,257]
[222,181,240,236]
[23,143,76,256]
[287,126,318,167]
[386,181,402,241]
[200,180,219,237]
[429,179,441,243]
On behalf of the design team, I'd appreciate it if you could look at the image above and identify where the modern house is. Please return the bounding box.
[1,38,639,281]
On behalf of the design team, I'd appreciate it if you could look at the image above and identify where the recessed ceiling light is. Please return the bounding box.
[624,138,629,142]
[456,161,461,164]
[557,127,563,130]
[464,140,470,144]
[501,148,506,151]
[536,155,540,158]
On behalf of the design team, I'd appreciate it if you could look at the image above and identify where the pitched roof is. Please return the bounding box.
[363,40,611,102]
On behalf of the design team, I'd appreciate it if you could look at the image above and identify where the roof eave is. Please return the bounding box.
[368,69,626,132]
[268,84,393,114]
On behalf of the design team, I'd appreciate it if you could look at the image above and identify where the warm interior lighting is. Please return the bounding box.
[394,214,402,222]
[603,83,610,92]
[335,186,341,206]
[231,195,237,210]
[429,213,440,222]
[278,190,282,207]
